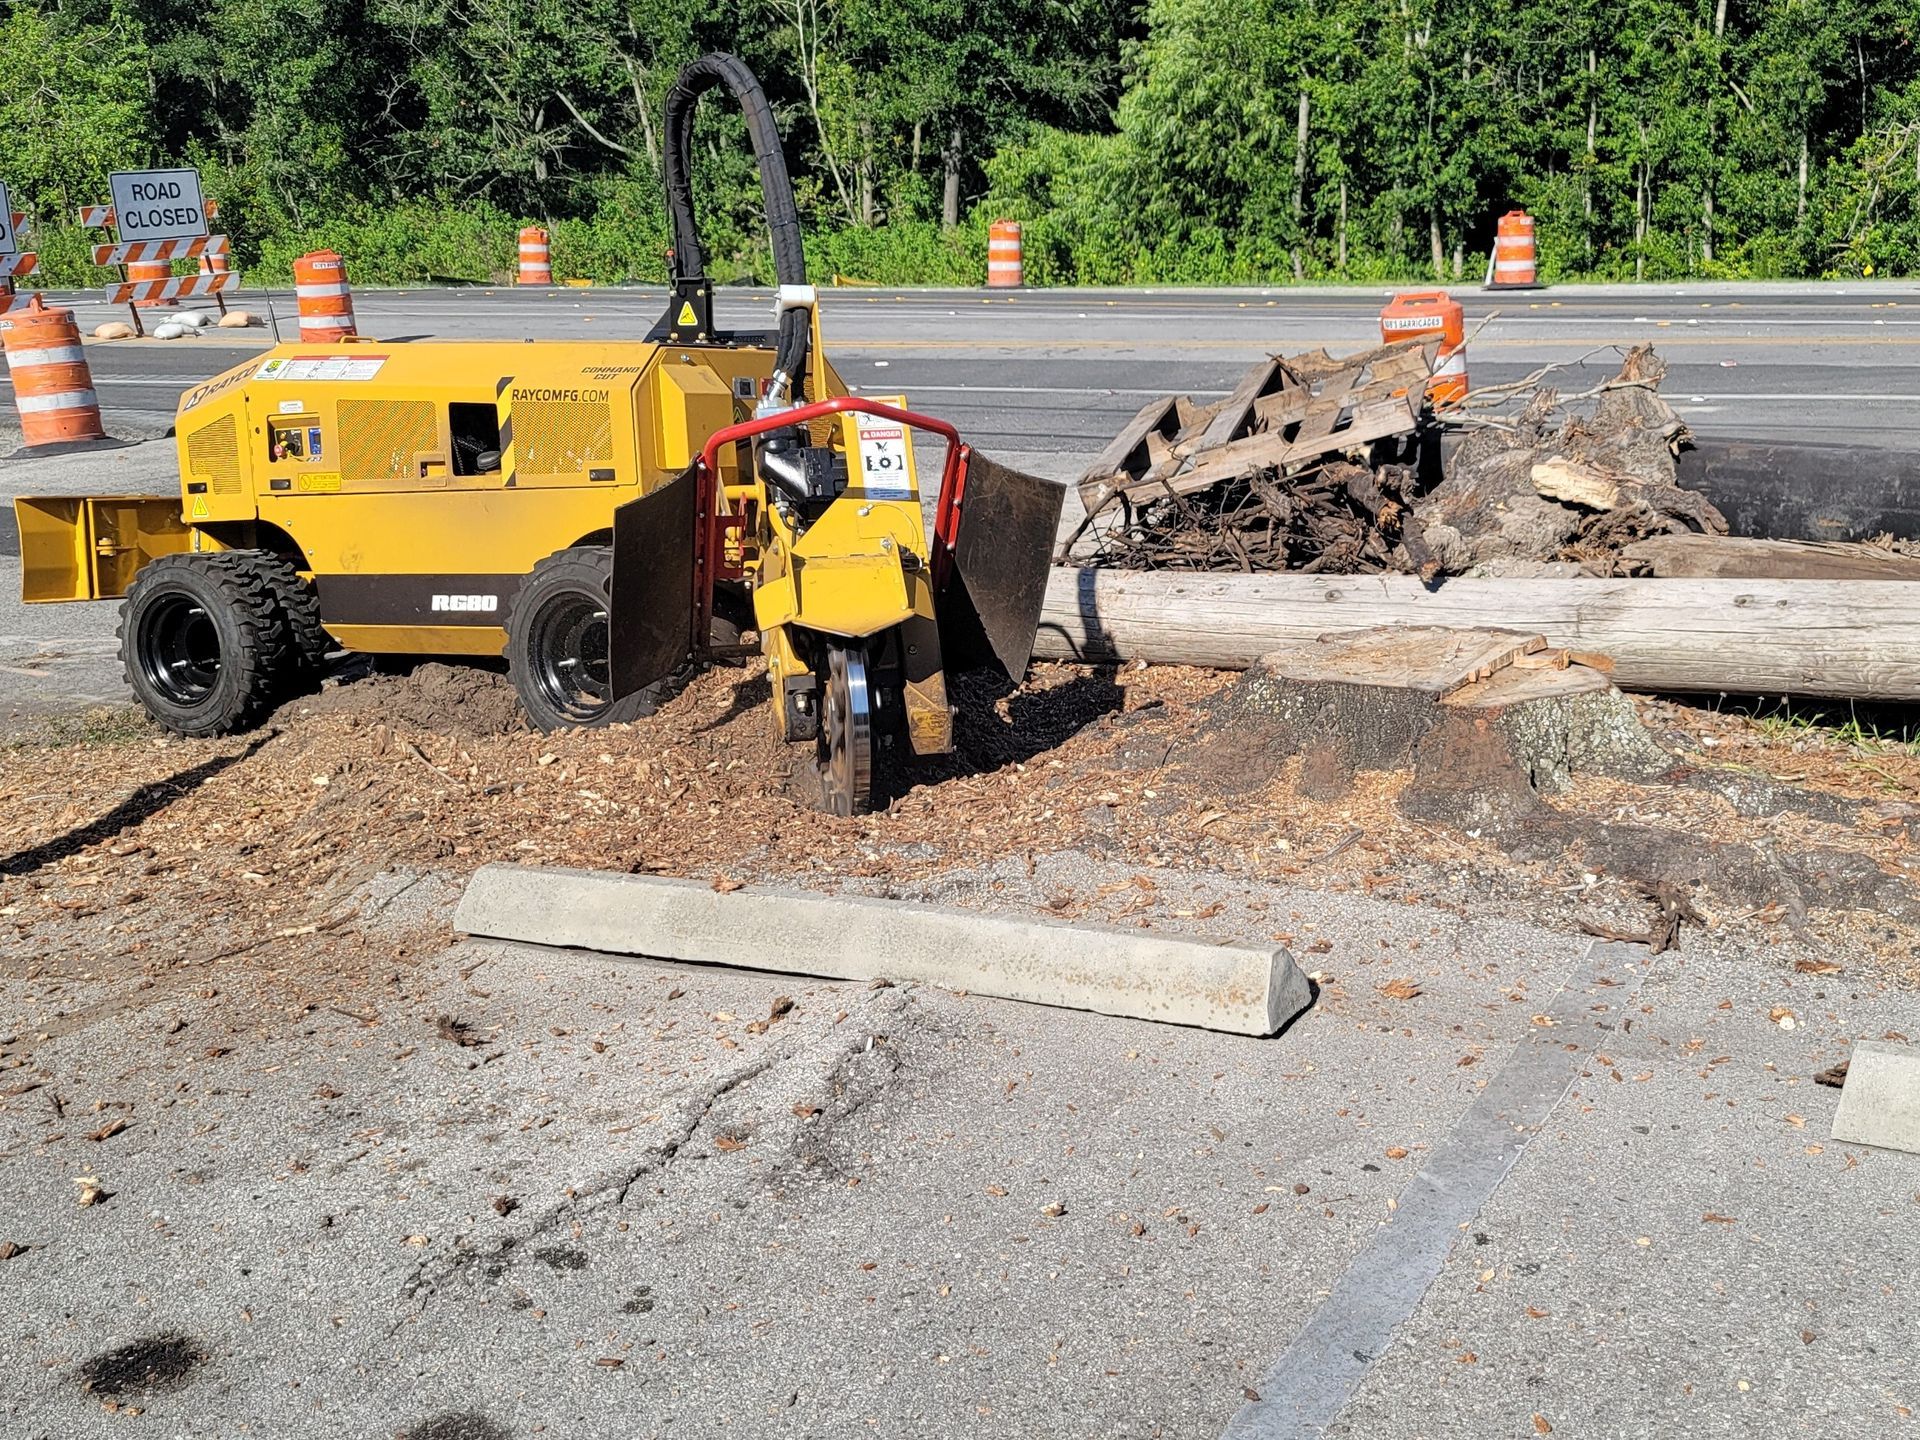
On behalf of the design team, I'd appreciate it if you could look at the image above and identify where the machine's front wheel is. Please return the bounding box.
[817,643,877,816]
[243,555,334,689]
[118,553,293,736]
[506,547,661,732]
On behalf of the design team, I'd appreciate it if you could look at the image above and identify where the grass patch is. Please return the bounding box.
[1736,698,1920,753]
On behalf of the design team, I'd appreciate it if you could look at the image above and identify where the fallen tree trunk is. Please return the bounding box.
[1035,570,1920,699]
[1619,534,1920,581]
[1676,438,1920,542]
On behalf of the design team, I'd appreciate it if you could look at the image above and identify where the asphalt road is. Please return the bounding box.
[6,280,1920,462]
[3,852,1913,1439]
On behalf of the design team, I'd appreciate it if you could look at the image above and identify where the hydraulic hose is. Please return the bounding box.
[660,53,810,401]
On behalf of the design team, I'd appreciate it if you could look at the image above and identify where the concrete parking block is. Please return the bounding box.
[454,864,1313,1035]
[1830,1040,1920,1155]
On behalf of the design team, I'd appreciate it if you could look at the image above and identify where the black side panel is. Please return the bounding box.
[315,573,524,626]
[610,470,699,698]
[1674,438,1920,542]
[936,453,1065,680]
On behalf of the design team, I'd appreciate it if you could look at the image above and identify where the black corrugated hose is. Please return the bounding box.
[660,53,809,396]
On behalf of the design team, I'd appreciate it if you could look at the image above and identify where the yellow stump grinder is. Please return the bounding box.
[13,54,1063,815]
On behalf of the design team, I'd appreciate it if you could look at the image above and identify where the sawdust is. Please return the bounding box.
[1,659,1917,993]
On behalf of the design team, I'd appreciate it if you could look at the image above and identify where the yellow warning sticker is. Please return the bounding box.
[190,496,209,519]
[297,471,342,493]
[677,301,697,326]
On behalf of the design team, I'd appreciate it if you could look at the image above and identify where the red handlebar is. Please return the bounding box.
[697,395,962,479]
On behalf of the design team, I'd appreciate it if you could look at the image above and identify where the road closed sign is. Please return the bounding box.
[0,181,15,254]
[109,168,209,242]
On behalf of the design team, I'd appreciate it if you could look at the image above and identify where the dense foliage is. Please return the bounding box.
[3,0,1918,286]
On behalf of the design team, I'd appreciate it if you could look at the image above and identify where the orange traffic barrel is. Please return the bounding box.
[0,295,106,446]
[1380,290,1468,405]
[126,258,179,308]
[987,220,1022,288]
[293,250,356,341]
[518,227,552,285]
[1488,210,1539,289]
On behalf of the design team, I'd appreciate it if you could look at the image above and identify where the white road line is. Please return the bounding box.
[854,383,1231,398]
[9,376,1920,405]
[0,375,189,389]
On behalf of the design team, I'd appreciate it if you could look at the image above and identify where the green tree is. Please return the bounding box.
[0,5,151,218]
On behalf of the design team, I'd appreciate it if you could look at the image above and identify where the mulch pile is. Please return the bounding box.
[2,658,1917,982]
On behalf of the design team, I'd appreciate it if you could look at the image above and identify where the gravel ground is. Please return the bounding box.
[1,656,1916,1436]
[2,848,1912,1438]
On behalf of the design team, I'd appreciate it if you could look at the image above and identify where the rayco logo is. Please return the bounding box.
[509,387,610,403]
[430,594,499,613]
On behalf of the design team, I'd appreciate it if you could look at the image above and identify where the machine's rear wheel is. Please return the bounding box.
[817,643,877,816]
[118,553,292,736]
[506,547,660,732]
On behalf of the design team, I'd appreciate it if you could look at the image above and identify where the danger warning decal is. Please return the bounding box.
[843,395,917,500]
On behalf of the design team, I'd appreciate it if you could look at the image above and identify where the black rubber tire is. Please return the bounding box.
[117,552,293,737]
[239,553,334,689]
[505,547,660,732]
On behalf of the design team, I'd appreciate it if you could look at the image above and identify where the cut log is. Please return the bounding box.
[1675,438,1920,543]
[1620,534,1920,581]
[1035,569,1920,700]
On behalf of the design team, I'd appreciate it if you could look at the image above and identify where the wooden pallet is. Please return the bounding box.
[1077,339,1434,517]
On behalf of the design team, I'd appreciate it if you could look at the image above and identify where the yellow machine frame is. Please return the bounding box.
[16,321,849,658]
[10,52,1064,815]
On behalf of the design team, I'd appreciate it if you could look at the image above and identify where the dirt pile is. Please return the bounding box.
[286,661,527,737]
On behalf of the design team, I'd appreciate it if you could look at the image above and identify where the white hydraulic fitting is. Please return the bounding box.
[775,283,818,317]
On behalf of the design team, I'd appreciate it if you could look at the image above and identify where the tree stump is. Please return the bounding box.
[1196,625,1668,830]
[1164,624,1917,937]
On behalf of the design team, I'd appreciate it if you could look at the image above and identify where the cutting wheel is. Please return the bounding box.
[818,643,876,816]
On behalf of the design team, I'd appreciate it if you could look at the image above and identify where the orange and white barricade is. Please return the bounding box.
[987,220,1022,288]
[0,295,106,446]
[293,250,357,341]
[1487,210,1539,289]
[93,238,235,306]
[125,258,179,308]
[518,227,552,284]
[1,212,36,315]
[82,201,234,330]
[1380,290,1468,406]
